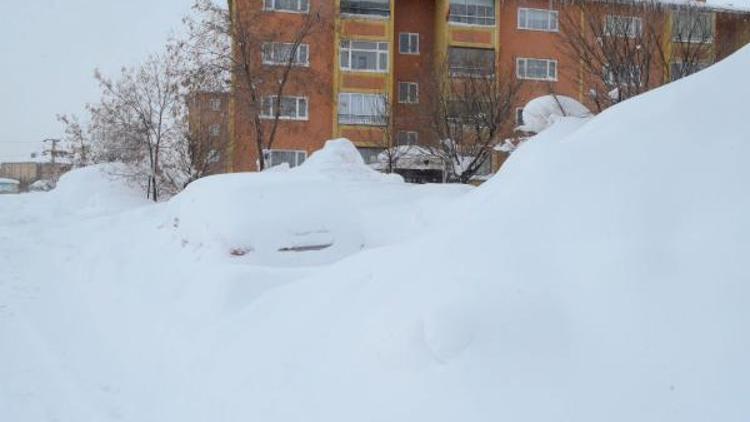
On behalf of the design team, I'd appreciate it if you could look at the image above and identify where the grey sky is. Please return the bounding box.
[1,0,749,163]
[0,0,192,162]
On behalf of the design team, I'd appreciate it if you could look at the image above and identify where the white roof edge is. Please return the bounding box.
[586,0,750,14]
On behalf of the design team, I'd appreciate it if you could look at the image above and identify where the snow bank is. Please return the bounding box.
[520,94,592,133]
[181,45,750,421]
[0,164,147,225]
[296,138,403,183]
[49,164,148,216]
[168,172,366,267]
[7,43,750,422]
[166,139,466,266]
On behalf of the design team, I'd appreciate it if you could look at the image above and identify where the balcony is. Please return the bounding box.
[338,114,387,126]
[340,0,391,18]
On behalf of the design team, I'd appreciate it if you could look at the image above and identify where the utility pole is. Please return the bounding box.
[42,138,69,182]
[42,138,63,165]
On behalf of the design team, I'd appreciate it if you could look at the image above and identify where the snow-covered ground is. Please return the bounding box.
[0,142,471,421]
[2,46,750,421]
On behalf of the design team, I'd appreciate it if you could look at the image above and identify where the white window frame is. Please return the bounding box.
[340,40,389,73]
[672,11,715,44]
[517,8,559,32]
[399,33,420,55]
[263,0,309,13]
[449,0,496,27]
[260,96,309,121]
[340,0,391,17]
[263,149,308,168]
[262,42,310,66]
[604,15,643,38]
[338,92,387,126]
[516,58,558,81]
[209,124,221,137]
[397,131,418,146]
[210,98,222,111]
[398,82,419,104]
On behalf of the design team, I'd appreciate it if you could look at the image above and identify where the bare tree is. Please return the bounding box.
[559,0,733,110]
[90,52,184,201]
[56,114,91,167]
[423,59,521,184]
[368,94,417,174]
[559,0,666,111]
[661,5,717,81]
[182,0,329,171]
[175,0,232,93]
[177,94,230,185]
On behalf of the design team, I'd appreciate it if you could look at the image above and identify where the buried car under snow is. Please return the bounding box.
[166,140,400,267]
[0,178,20,194]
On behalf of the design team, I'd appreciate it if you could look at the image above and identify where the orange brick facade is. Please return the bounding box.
[230,0,750,173]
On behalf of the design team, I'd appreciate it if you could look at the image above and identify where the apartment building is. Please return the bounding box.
[229,0,750,174]
[187,91,232,176]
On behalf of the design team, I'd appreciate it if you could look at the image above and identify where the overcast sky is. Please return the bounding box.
[1,0,749,162]
[0,0,192,162]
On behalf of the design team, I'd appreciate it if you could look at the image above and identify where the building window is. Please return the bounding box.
[398,82,418,104]
[670,61,709,81]
[397,131,418,146]
[209,124,221,137]
[399,33,419,54]
[604,65,642,87]
[604,15,643,38]
[673,11,714,43]
[518,8,558,32]
[263,149,307,168]
[516,58,557,81]
[262,43,310,66]
[260,96,309,120]
[340,40,389,72]
[358,147,385,164]
[340,0,390,17]
[263,0,309,13]
[448,47,495,77]
[515,107,525,126]
[210,98,222,111]
[449,0,495,26]
[338,93,386,126]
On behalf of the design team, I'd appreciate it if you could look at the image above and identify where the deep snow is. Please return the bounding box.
[2,45,750,422]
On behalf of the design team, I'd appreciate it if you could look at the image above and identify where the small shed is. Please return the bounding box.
[0,178,20,194]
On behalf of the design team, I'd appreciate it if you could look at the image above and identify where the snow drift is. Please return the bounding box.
[168,139,467,266]
[3,46,750,422]
[520,94,592,133]
[178,46,750,421]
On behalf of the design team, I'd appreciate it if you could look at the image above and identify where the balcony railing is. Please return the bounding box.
[338,114,387,126]
[340,1,390,17]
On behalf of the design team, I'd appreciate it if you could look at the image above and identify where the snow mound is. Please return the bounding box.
[520,94,592,133]
[296,138,403,182]
[168,172,366,267]
[186,46,750,421]
[43,164,147,217]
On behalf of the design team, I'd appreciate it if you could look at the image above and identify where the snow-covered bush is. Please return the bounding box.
[519,94,592,133]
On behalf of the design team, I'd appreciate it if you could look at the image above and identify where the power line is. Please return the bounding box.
[0,141,47,144]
